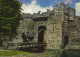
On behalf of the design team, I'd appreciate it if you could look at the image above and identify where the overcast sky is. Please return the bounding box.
[18,0,80,16]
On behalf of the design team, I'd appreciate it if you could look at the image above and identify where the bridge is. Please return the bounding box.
[6,42,46,52]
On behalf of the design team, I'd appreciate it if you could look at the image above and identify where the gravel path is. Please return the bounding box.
[0,49,11,51]
[12,53,56,57]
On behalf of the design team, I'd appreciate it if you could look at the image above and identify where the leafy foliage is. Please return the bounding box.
[0,0,22,45]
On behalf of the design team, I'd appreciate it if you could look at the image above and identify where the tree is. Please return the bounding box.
[0,0,22,45]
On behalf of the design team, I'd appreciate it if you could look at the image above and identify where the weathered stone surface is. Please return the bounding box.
[13,2,80,50]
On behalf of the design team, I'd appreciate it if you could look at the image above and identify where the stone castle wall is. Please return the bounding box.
[13,2,80,50]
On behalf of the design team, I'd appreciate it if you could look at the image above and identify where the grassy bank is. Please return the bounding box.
[0,50,32,56]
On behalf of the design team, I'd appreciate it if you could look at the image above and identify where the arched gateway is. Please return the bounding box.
[38,26,46,42]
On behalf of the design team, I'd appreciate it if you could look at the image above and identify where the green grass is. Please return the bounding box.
[0,50,32,56]
[0,47,5,49]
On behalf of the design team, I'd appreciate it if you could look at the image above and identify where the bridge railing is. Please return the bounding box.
[17,42,46,48]
[6,42,46,49]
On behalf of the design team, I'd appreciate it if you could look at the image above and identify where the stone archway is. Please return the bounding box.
[38,26,46,42]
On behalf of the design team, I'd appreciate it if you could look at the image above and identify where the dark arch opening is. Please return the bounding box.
[38,26,46,42]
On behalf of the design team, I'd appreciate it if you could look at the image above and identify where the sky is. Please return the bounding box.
[18,0,80,16]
